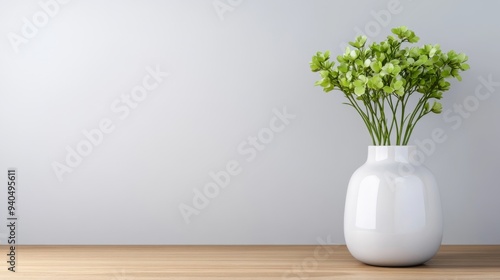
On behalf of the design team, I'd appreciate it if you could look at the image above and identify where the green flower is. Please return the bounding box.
[310,26,469,145]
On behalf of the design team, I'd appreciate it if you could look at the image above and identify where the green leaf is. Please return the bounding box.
[350,50,358,59]
[460,63,470,70]
[340,78,349,87]
[438,80,450,90]
[411,69,422,79]
[390,59,401,65]
[319,78,330,87]
[324,84,334,92]
[314,79,324,86]
[391,26,408,38]
[418,55,428,63]
[383,63,394,74]
[370,61,382,73]
[367,76,383,90]
[354,86,365,96]
[353,80,363,87]
[349,41,359,48]
[429,48,437,58]
[355,59,363,67]
[408,35,420,43]
[378,53,386,62]
[424,102,430,112]
[364,59,371,68]
[323,50,330,60]
[431,91,443,99]
[392,65,402,75]
[310,62,320,72]
[339,64,348,73]
[457,53,466,62]
[431,102,442,114]
[393,80,403,90]
[357,35,367,47]
[346,71,352,81]
[383,86,393,94]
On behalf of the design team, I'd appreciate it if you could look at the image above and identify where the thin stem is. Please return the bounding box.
[386,94,400,144]
[345,94,376,145]
[375,97,389,145]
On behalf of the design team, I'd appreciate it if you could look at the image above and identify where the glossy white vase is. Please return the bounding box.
[344,146,443,266]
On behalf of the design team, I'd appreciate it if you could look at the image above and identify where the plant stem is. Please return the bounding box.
[345,94,376,145]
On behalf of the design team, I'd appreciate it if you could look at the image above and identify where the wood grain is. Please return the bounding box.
[0,245,498,279]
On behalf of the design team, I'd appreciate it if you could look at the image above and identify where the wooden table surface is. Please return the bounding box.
[0,245,499,279]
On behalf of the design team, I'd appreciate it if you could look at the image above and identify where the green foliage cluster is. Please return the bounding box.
[310,26,470,145]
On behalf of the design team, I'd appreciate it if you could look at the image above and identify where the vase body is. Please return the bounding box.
[344,146,443,266]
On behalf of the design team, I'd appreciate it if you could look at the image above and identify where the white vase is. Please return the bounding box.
[344,146,443,266]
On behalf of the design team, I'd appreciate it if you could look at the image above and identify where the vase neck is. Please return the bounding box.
[367,146,416,163]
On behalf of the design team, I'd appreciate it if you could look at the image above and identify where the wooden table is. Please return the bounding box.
[0,245,498,279]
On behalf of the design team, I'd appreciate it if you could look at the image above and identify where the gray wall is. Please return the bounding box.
[0,0,498,245]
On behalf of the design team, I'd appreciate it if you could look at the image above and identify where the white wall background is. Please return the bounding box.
[0,0,498,245]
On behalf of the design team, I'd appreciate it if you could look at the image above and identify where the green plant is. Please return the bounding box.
[310,26,470,145]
